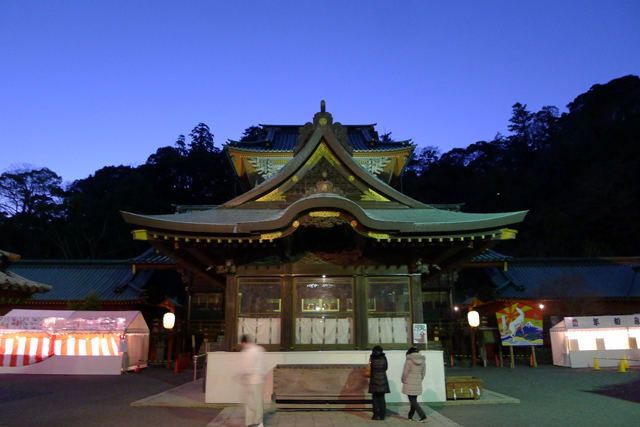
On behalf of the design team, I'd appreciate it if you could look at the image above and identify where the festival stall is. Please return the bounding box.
[550,314,640,368]
[0,309,149,375]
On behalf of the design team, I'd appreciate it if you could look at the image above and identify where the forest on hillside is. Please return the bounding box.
[1,75,639,260]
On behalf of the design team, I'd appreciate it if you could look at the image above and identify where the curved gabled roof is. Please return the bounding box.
[122,106,527,242]
[122,192,526,236]
[226,124,413,152]
[220,124,426,210]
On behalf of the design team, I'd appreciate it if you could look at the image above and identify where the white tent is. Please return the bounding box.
[550,315,640,368]
[0,309,149,375]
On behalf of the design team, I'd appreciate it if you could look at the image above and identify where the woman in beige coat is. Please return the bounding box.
[401,347,427,422]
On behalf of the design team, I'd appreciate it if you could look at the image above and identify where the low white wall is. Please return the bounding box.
[0,355,123,375]
[568,349,640,368]
[205,350,445,404]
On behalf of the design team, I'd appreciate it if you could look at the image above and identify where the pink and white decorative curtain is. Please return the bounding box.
[53,333,120,356]
[0,332,121,366]
[0,333,54,367]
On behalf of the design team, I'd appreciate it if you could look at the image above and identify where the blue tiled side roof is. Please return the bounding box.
[470,249,513,263]
[486,261,640,299]
[130,248,176,265]
[8,261,153,302]
[226,125,413,152]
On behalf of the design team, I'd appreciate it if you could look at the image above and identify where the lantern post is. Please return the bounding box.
[163,312,175,369]
[468,310,480,367]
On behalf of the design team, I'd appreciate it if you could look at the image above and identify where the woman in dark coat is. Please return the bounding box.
[368,345,390,420]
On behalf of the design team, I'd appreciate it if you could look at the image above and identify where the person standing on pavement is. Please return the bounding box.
[368,345,390,420]
[402,347,428,423]
[239,334,265,427]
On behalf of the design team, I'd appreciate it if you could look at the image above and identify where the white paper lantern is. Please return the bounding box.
[163,312,175,329]
[467,310,480,327]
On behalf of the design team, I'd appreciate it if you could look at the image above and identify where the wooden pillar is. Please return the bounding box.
[281,273,294,351]
[224,274,237,352]
[410,274,425,349]
[410,275,423,324]
[354,275,368,351]
[471,327,477,367]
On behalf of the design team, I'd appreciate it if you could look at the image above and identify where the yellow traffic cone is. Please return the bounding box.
[618,358,627,373]
[623,355,630,369]
[593,357,600,371]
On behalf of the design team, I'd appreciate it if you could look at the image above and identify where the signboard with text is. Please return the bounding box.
[413,323,427,344]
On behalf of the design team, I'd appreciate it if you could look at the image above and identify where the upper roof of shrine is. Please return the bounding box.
[224,102,416,189]
[122,102,527,244]
[226,124,412,152]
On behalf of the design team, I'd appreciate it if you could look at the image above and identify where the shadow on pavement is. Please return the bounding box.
[584,376,640,404]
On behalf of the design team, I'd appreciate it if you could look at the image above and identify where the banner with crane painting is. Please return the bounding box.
[496,303,543,346]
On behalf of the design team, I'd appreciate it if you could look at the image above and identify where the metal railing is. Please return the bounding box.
[193,353,208,393]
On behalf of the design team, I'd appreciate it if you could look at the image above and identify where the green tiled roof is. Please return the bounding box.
[8,261,152,302]
[123,194,526,235]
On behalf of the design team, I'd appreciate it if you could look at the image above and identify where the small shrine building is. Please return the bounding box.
[122,103,527,352]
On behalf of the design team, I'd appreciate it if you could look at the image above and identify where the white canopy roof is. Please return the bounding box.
[2,309,149,333]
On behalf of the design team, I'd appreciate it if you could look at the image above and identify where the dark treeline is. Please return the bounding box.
[1,76,638,259]
[402,75,640,257]
[0,123,235,259]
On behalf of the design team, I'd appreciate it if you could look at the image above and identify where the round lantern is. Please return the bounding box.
[163,312,175,329]
[467,310,480,328]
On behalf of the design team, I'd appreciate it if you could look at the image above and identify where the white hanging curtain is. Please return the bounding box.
[323,318,337,344]
[237,317,257,343]
[379,317,394,343]
[392,317,409,343]
[368,318,380,343]
[295,318,313,344]
[337,318,352,344]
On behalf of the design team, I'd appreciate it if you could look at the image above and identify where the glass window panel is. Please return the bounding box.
[191,292,223,320]
[367,277,411,345]
[237,278,282,344]
[367,277,410,315]
[295,277,354,345]
[239,279,282,315]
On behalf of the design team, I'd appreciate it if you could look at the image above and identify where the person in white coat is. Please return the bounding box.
[401,347,428,422]
[239,335,265,427]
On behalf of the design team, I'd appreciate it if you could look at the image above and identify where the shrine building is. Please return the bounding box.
[121,102,527,353]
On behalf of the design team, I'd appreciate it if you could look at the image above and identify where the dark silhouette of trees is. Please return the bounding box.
[401,75,640,257]
[0,165,65,259]
[239,125,267,142]
[1,123,234,259]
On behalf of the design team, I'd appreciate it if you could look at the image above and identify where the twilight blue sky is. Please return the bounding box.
[1,1,639,183]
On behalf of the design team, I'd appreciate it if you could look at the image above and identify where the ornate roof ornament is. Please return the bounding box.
[294,101,352,156]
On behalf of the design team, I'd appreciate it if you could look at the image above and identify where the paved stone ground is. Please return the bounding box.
[205,405,462,427]
[1,362,639,427]
[436,363,640,427]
